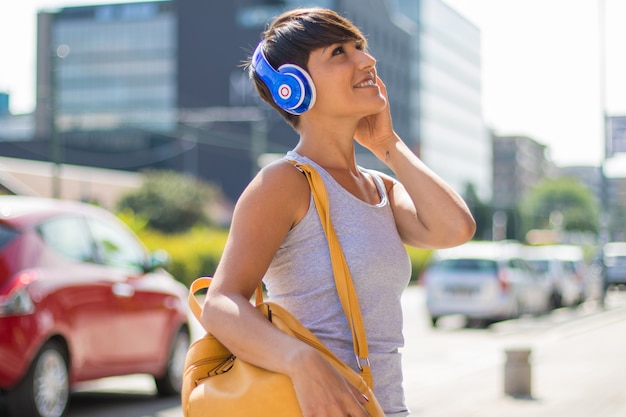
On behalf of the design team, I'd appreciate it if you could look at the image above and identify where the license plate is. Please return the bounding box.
[445,285,478,296]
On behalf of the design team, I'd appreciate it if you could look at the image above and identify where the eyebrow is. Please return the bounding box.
[322,41,345,53]
[320,38,363,56]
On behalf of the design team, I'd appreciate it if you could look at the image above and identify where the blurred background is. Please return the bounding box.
[0,0,625,275]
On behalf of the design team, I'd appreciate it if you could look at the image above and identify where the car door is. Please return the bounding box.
[516,258,548,313]
[36,215,121,378]
[506,258,539,314]
[86,216,174,374]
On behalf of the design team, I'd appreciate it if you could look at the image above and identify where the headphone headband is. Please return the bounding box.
[251,42,316,115]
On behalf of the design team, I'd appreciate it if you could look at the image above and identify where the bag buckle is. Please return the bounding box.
[355,355,371,371]
[195,355,236,386]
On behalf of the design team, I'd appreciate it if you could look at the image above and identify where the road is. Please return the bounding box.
[401,286,626,416]
[57,286,626,417]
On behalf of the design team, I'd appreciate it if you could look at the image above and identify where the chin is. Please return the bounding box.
[370,96,388,113]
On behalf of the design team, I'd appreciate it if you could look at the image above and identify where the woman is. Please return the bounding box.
[201,8,476,417]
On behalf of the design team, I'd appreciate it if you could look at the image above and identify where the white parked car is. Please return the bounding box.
[522,245,588,308]
[423,241,551,328]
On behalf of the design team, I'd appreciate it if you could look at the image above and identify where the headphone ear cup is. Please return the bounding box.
[277,64,317,115]
[251,43,316,115]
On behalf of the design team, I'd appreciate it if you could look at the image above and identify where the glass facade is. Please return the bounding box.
[418,0,490,200]
[388,0,491,200]
[52,1,176,133]
[236,0,334,29]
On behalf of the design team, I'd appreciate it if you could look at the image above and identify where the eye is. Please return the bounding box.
[331,45,345,56]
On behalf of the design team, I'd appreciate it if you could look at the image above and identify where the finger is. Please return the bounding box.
[376,75,387,94]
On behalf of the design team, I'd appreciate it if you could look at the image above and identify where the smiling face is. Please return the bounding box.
[249,8,375,130]
[305,41,387,120]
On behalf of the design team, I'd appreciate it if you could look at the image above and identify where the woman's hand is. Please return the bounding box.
[289,346,370,417]
[353,76,476,249]
[354,76,397,157]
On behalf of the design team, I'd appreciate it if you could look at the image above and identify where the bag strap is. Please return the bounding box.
[187,160,373,388]
[287,160,372,387]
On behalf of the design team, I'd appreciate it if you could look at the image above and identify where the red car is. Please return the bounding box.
[0,196,190,417]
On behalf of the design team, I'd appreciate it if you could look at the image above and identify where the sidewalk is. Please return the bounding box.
[63,289,626,417]
[403,302,626,417]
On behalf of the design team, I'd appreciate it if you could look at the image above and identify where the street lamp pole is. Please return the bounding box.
[598,0,610,244]
[178,106,267,179]
[51,44,70,199]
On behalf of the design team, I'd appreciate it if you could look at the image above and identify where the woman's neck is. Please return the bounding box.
[294,115,360,172]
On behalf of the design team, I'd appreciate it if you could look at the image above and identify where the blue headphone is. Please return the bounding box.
[251,42,316,115]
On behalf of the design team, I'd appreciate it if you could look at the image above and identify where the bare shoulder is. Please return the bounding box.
[245,159,309,200]
[213,160,311,297]
[236,159,310,228]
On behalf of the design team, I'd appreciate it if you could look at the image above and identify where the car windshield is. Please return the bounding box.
[0,224,18,251]
[605,255,626,267]
[527,260,549,273]
[431,258,498,272]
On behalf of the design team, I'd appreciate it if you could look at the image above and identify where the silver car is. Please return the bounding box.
[423,241,550,327]
[522,245,588,309]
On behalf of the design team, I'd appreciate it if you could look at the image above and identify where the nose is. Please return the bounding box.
[364,52,376,68]
[357,50,376,70]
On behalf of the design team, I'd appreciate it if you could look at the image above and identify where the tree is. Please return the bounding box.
[462,183,490,240]
[117,170,219,234]
[520,177,599,238]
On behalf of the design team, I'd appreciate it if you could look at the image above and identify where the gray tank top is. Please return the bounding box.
[263,151,411,416]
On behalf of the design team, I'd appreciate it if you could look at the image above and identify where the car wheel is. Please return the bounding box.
[155,327,190,396]
[572,291,585,307]
[508,299,522,320]
[8,340,69,417]
[549,292,562,309]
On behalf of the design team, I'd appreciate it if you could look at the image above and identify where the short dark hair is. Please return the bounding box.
[247,8,367,131]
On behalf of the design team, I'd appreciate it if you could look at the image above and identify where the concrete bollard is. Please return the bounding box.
[504,348,532,398]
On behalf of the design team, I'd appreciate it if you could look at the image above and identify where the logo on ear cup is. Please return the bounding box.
[251,42,316,115]
[279,84,292,100]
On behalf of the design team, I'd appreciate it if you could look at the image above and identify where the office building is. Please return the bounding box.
[388,0,490,201]
[25,0,489,202]
[492,134,555,210]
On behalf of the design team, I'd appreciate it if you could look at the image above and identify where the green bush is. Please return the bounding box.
[405,246,434,284]
[120,208,433,288]
[137,226,228,288]
[141,230,431,288]
[117,170,219,234]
